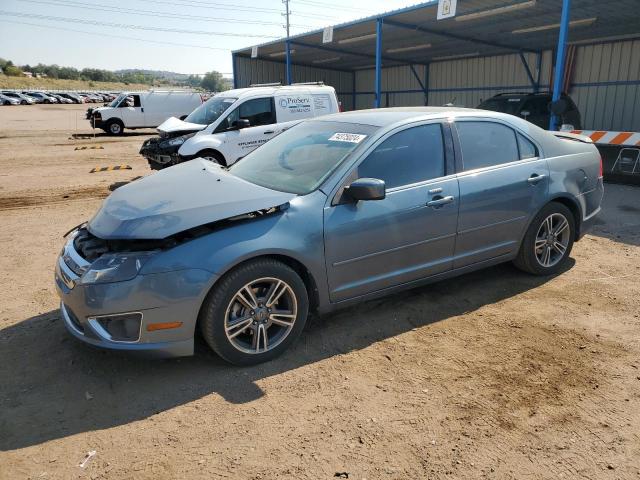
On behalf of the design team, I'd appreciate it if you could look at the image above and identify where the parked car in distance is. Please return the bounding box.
[141,83,339,169]
[55,107,603,365]
[56,92,83,104]
[49,93,73,104]
[0,93,21,105]
[87,90,203,135]
[477,92,582,130]
[23,91,57,103]
[1,91,35,104]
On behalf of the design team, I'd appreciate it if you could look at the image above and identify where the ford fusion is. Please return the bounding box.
[55,107,603,365]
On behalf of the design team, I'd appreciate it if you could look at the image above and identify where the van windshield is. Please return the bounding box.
[229,121,378,195]
[109,94,126,108]
[186,96,237,125]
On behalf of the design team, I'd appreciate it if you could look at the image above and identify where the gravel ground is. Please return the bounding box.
[1,104,639,480]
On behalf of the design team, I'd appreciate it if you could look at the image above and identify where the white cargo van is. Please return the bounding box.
[88,90,203,135]
[141,83,340,169]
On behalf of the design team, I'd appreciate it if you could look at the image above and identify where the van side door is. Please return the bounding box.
[214,97,277,165]
[452,120,549,268]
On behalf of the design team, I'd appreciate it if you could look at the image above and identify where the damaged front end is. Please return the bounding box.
[140,131,197,170]
[86,107,103,129]
[75,203,287,263]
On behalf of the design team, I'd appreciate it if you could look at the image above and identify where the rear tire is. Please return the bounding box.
[199,259,309,365]
[513,202,575,275]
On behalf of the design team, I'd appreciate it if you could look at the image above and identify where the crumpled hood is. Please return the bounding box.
[157,116,206,134]
[88,159,296,240]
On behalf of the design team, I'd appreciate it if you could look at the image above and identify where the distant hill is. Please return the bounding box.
[115,69,201,82]
[0,75,149,91]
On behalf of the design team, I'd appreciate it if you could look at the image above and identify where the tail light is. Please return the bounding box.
[338,101,344,112]
[598,154,603,178]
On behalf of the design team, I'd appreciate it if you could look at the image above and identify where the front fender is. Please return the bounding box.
[178,133,224,157]
[140,192,331,310]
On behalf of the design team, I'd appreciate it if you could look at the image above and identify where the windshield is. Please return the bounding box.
[229,121,378,195]
[477,97,523,115]
[186,96,237,125]
[108,93,126,108]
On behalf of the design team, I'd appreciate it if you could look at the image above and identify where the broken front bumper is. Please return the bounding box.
[54,234,215,358]
[140,137,182,170]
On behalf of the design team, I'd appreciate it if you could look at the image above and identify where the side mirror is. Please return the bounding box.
[231,119,250,130]
[345,178,386,202]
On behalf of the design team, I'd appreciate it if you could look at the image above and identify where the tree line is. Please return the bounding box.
[0,58,228,91]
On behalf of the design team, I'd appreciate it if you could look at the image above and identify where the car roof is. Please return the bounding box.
[217,84,335,99]
[311,106,531,128]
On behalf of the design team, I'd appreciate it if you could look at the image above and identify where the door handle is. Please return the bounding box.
[427,195,454,208]
[263,130,275,135]
[527,174,546,184]
[141,107,144,112]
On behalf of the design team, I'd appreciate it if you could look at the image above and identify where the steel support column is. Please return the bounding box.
[232,53,238,89]
[519,52,536,90]
[285,40,292,85]
[374,18,383,108]
[550,0,571,130]
[535,52,543,93]
[410,64,428,106]
[425,64,430,105]
[352,72,356,111]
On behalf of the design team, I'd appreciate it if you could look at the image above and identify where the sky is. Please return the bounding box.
[0,0,422,76]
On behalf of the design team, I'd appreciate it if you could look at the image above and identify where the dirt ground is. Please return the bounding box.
[0,104,639,480]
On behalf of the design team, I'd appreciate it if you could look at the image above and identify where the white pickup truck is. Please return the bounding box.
[140,83,340,169]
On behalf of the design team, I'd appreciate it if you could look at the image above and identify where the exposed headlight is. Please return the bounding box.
[79,252,156,285]
[166,137,186,147]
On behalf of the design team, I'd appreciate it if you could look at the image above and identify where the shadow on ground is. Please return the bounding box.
[590,183,640,247]
[0,261,571,451]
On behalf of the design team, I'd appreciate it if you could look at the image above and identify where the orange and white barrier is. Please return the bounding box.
[570,130,640,147]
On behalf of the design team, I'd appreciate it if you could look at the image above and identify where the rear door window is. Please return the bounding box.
[456,121,519,171]
[517,133,538,159]
[357,124,445,189]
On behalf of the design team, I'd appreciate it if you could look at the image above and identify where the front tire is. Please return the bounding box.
[197,149,225,166]
[199,259,309,365]
[106,119,124,136]
[514,202,575,275]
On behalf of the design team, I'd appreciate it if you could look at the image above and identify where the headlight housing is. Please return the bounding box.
[166,137,186,147]
[79,252,156,285]
[161,132,196,149]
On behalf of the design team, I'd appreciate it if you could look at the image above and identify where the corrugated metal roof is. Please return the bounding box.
[234,0,640,71]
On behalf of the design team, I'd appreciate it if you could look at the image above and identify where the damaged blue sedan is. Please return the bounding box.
[55,108,603,365]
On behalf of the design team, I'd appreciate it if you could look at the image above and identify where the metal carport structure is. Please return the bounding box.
[232,0,640,131]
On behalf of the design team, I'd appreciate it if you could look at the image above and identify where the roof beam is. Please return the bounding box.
[288,39,428,67]
[383,19,537,54]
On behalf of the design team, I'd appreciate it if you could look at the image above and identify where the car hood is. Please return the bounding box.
[88,159,296,240]
[157,116,206,134]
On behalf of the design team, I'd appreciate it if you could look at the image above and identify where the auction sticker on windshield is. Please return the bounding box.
[329,133,368,143]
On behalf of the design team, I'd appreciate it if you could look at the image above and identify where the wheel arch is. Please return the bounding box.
[199,253,321,318]
[195,149,227,167]
[547,195,583,240]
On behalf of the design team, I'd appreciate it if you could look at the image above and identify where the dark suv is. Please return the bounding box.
[477,92,582,130]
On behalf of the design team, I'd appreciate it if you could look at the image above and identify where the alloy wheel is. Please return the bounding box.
[224,277,298,354]
[534,213,570,268]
